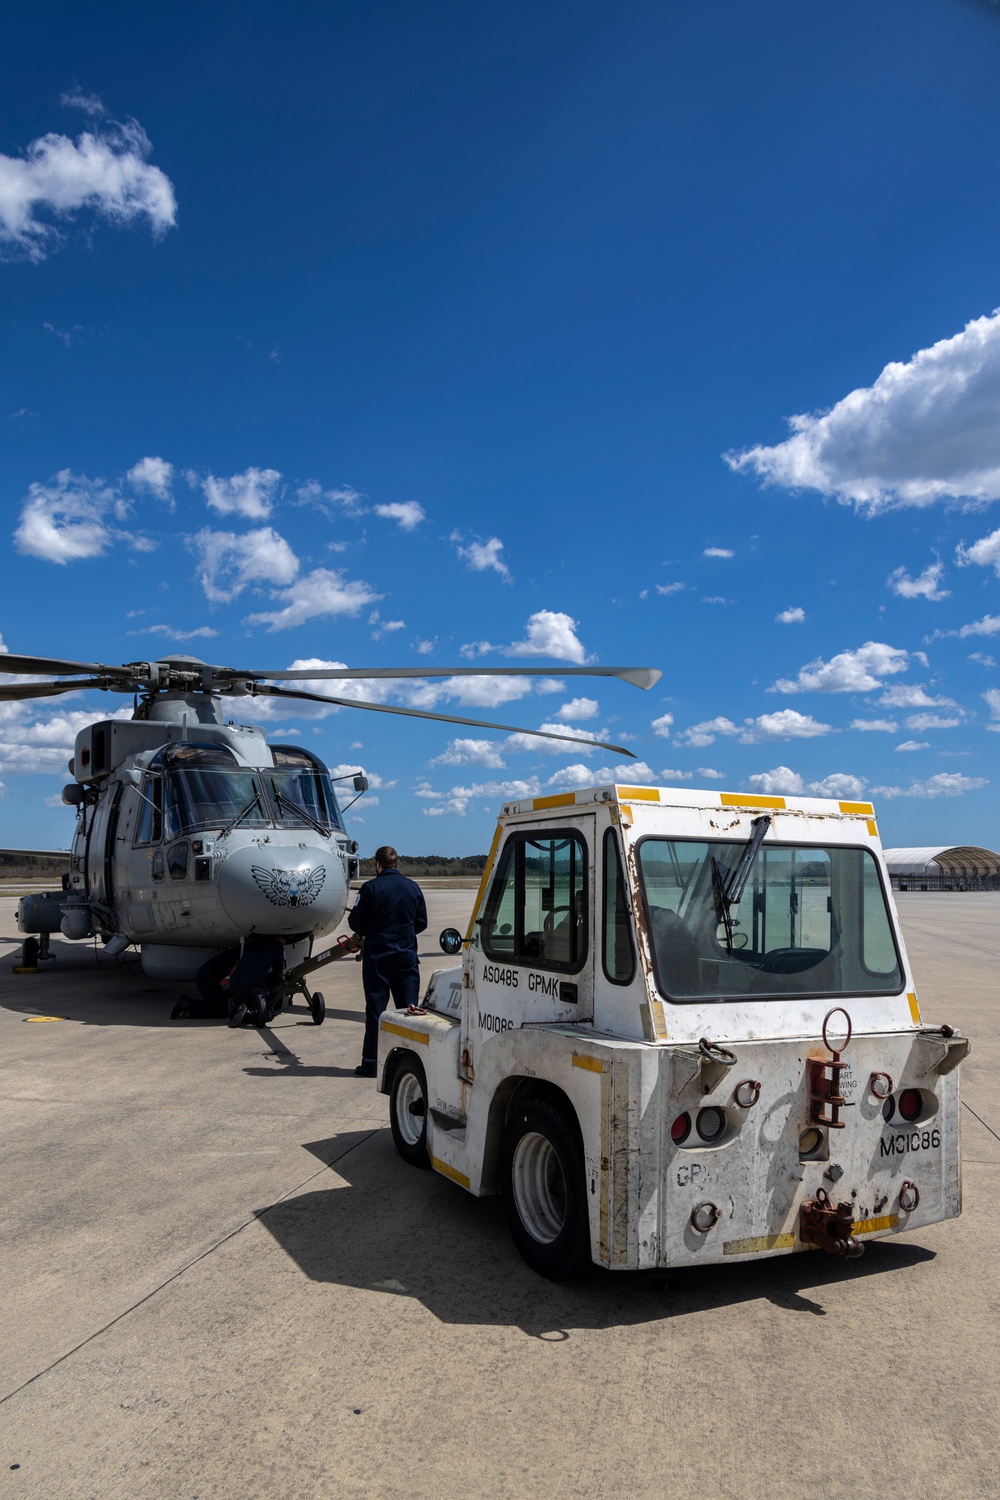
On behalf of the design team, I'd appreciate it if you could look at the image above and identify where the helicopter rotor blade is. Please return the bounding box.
[0,653,134,678]
[0,677,112,702]
[216,665,662,691]
[249,684,637,758]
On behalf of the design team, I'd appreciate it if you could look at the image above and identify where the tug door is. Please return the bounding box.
[462,816,595,1082]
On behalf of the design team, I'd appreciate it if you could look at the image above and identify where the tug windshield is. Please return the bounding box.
[635,838,903,1001]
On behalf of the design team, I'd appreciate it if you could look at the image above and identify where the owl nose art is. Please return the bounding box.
[218,845,344,932]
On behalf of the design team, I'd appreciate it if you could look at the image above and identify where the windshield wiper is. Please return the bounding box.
[274,789,330,838]
[712,814,772,952]
[218,787,264,839]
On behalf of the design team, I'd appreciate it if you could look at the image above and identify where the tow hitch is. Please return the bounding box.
[800,1187,864,1257]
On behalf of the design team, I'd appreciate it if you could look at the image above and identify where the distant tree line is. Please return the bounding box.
[0,852,70,879]
[357,854,488,878]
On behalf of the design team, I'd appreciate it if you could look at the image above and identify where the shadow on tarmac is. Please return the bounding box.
[256,1129,936,1336]
[1,948,365,1033]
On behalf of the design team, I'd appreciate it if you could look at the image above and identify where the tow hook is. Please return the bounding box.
[800,1187,864,1257]
[809,1007,853,1130]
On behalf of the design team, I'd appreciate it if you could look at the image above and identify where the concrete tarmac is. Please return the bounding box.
[0,891,997,1499]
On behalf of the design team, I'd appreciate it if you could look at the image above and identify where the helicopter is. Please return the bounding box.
[0,651,661,983]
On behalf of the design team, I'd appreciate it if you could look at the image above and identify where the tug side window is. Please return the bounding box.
[602,829,635,985]
[481,831,587,973]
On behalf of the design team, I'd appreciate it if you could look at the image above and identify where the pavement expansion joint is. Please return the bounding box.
[0,1126,379,1410]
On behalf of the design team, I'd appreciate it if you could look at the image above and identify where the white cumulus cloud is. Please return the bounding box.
[187,527,300,604]
[773,641,909,694]
[676,716,740,748]
[244,568,379,631]
[127,456,174,507]
[746,767,866,798]
[727,307,1000,510]
[0,116,176,261]
[904,713,961,731]
[809,773,867,799]
[895,740,930,752]
[14,470,117,562]
[872,773,989,799]
[878,684,956,709]
[554,697,599,722]
[776,606,806,624]
[452,534,511,580]
[704,547,734,558]
[201,467,281,520]
[742,710,833,742]
[464,610,592,664]
[430,739,508,769]
[747,766,804,795]
[887,561,949,601]
[651,713,674,738]
[956,525,1000,576]
[850,718,898,732]
[374,501,425,531]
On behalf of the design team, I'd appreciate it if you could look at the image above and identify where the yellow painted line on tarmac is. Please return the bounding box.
[24,1015,67,1023]
[723,1232,796,1256]
[430,1155,470,1190]
[381,1021,429,1046]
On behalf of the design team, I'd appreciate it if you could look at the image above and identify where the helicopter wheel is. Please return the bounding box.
[309,991,326,1026]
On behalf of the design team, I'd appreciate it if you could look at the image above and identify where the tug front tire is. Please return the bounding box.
[389,1055,430,1168]
[500,1098,591,1279]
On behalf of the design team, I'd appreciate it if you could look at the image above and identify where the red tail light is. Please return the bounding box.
[899,1089,922,1122]
[671,1112,691,1144]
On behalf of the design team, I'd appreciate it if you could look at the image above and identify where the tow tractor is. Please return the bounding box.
[377,784,970,1277]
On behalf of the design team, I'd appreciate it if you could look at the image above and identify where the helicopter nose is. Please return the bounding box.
[218,844,345,934]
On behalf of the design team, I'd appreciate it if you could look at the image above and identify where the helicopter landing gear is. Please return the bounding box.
[308,990,326,1026]
[14,936,40,973]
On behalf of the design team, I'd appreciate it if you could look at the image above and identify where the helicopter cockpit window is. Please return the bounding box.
[268,745,346,833]
[169,768,269,835]
[134,775,166,845]
[261,767,345,833]
[153,741,269,836]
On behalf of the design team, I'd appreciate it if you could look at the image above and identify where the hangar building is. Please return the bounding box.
[883,846,1000,892]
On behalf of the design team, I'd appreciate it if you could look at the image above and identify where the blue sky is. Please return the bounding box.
[4,0,1000,856]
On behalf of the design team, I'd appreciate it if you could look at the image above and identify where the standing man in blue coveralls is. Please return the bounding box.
[348,845,428,1077]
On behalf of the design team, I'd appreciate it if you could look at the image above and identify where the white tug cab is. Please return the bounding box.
[378,784,970,1278]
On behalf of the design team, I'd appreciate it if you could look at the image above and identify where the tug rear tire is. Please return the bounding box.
[389,1055,430,1168]
[500,1098,591,1279]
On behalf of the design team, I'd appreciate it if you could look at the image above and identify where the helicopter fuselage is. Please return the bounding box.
[18,690,360,981]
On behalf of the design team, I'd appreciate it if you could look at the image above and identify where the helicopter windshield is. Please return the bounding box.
[261,767,345,834]
[168,768,269,835]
